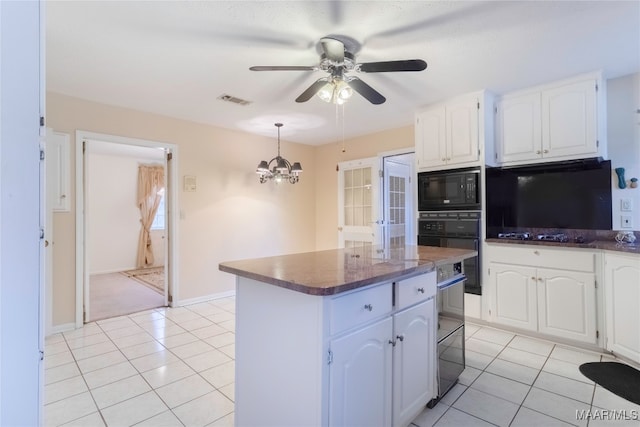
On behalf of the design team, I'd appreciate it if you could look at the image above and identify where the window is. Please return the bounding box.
[151,189,165,230]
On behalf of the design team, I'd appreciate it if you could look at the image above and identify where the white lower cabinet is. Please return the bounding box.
[488,244,599,344]
[604,252,640,363]
[329,317,393,427]
[329,273,437,427]
[491,263,538,331]
[392,299,436,427]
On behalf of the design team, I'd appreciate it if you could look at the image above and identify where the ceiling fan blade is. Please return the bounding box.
[358,60,427,73]
[320,37,345,63]
[348,78,386,105]
[250,66,317,71]
[295,79,329,103]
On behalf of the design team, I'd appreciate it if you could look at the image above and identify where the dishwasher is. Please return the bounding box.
[428,261,466,408]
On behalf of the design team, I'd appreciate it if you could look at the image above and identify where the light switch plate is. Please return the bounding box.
[621,215,633,229]
[621,198,633,212]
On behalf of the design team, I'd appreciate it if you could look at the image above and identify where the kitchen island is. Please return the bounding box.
[219,245,477,427]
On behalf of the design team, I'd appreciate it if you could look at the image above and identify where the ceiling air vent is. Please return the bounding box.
[217,94,252,106]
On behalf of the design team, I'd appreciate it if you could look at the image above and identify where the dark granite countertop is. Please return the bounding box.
[219,245,477,296]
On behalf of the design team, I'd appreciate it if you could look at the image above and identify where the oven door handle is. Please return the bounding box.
[437,274,466,290]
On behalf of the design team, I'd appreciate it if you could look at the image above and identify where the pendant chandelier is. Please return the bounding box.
[256,123,303,184]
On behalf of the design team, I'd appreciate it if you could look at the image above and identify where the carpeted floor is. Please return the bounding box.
[89,272,165,322]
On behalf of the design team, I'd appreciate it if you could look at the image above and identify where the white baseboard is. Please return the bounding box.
[48,322,76,336]
[176,290,235,307]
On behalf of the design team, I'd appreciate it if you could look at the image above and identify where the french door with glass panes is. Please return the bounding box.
[383,156,413,247]
[338,158,382,248]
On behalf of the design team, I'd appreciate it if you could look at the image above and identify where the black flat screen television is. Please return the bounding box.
[486,158,612,235]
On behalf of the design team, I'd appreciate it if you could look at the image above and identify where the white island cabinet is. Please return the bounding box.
[220,245,476,427]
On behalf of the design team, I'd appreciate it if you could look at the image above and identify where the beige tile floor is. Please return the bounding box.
[44,297,640,426]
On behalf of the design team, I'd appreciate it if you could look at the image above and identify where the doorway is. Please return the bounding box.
[75,131,178,326]
[336,151,415,249]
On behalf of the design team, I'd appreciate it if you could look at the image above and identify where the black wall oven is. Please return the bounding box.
[418,211,481,295]
[417,167,480,211]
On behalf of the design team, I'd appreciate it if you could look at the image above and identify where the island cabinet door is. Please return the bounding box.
[329,317,393,427]
[392,299,436,427]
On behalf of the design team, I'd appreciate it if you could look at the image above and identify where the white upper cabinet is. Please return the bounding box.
[496,72,605,166]
[416,91,494,171]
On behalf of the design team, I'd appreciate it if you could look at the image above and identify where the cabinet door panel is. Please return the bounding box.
[416,107,447,169]
[491,263,537,331]
[329,317,393,427]
[541,79,597,158]
[446,98,479,164]
[605,255,640,362]
[392,299,435,427]
[497,93,541,163]
[537,269,596,344]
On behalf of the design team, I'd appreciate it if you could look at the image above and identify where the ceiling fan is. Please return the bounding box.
[249,36,427,105]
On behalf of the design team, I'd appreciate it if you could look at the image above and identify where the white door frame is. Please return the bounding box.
[379,149,416,246]
[75,130,179,327]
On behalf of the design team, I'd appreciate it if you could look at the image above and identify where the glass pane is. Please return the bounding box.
[363,168,371,186]
[345,170,353,188]
[345,206,354,226]
[353,168,363,187]
[354,207,363,226]
[344,188,353,207]
[353,188,363,208]
[363,186,371,206]
[400,177,405,192]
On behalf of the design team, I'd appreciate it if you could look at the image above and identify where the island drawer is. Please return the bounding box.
[329,283,392,335]
[394,271,437,310]
[488,244,596,272]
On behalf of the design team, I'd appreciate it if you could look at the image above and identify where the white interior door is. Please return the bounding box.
[338,158,382,248]
[382,154,414,247]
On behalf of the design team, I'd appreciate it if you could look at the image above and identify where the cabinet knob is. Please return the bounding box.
[538,277,543,282]
[417,287,425,294]
[442,158,446,162]
[364,304,373,312]
[447,158,451,161]
[388,339,396,347]
[534,250,540,255]
[543,149,549,154]
[396,335,404,342]
[536,150,541,154]
[531,276,536,280]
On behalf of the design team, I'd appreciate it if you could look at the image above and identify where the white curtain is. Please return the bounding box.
[136,164,164,268]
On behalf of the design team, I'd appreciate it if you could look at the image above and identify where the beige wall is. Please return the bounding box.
[47,93,317,326]
[607,72,640,231]
[314,126,415,250]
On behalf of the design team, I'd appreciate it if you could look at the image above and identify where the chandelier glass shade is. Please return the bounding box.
[256,123,303,184]
[316,76,353,105]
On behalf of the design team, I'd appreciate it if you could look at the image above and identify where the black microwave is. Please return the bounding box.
[418,167,481,211]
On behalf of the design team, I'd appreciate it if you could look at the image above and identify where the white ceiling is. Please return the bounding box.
[46,1,640,146]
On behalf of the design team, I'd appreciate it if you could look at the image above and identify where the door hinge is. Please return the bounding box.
[83,310,86,323]
[596,330,599,339]
[82,140,86,154]
[40,149,45,161]
[40,116,45,127]
[478,148,481,156]
[488,267,490,276]
[166,151,173,161]
[596,140,599,148]
[494,106,498,114]
[408,176,412,184]
[168,294,173,303]
[595,83,598,92]
[39,350,44,361]
[327,349,333,365]
[495,153,498,161]
[39,228,45,240]
[379,170,384,178]
[477,102,480,110]
[594,280,597,289]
